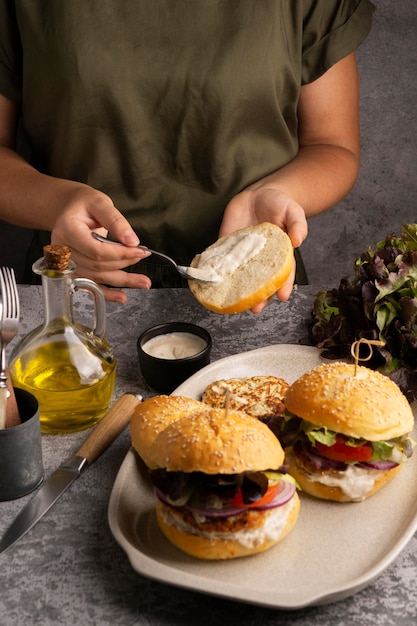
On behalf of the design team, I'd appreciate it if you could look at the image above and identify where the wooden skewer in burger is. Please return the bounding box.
[282,340,415,502]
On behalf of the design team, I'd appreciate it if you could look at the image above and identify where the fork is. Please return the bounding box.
[0,267,20,428]
[91,232,218,282]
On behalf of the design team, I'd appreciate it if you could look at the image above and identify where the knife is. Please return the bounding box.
[0,392,142,553]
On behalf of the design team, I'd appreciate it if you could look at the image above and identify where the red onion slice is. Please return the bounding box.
[360,460,399,470]
[252,480,296,511]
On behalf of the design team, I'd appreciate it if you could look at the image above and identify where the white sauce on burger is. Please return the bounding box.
[160,497,296,549]
[194,232,266,282]
[230,498,295,549]
[306,465,380,501]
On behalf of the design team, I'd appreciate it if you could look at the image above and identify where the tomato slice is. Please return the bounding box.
[315,435,372,463]
[229,484,280,509]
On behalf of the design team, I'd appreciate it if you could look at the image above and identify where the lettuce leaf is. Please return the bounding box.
[303,423,337,446]
[300,421,412,461]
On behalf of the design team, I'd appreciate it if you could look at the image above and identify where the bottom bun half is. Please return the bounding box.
[156,493,300,560]
[285,446,402,503]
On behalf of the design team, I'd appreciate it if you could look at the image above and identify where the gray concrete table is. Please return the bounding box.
[0,285,416,626]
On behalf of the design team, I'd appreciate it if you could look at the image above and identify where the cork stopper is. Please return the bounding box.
[43,244,72,271]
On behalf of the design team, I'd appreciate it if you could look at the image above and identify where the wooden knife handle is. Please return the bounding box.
[76,393,142,464]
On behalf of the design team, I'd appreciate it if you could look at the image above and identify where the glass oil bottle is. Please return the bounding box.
[9,245,116,434]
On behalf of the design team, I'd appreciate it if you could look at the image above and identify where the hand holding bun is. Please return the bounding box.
[188,222,293,314]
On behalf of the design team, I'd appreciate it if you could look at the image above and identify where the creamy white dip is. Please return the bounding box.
[195,232,266,282]
[142,332,207,360]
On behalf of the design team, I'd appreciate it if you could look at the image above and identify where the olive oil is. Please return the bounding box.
[11,339,116,434]
[9,247,116,434]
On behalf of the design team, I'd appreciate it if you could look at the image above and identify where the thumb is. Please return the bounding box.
[97,208,139,247]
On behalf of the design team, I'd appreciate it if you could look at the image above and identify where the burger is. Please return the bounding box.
[282,362,415,502]
[131,405,300,559]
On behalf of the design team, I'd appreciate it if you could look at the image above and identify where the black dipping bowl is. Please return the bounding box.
[137,322,212,393]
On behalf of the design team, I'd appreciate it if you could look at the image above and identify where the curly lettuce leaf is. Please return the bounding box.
[309,224,417,401]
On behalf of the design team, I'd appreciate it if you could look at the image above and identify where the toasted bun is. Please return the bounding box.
[156,492,300,559]
[147,408,285,473]
[130,395,207,468]
[188,222,293,314]
[284,362,414,440]
[202,375,289,418]
[285,446,402,503]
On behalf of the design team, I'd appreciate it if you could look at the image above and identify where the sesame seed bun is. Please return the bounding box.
[201,375,289,418]
[188,222,293,314]
[146,408,285,473]
[284,362,414,440]
[130,395,208,468]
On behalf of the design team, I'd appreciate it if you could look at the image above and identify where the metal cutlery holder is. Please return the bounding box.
[0,388,43,501]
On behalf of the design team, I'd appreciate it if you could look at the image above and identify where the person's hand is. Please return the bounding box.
[220,186,308,312]
[51,184,152,303]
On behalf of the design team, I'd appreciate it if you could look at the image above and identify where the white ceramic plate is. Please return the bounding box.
[108,344,417,609]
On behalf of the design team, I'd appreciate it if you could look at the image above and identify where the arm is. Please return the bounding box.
[0,94,151,302]
[220,52,361,309]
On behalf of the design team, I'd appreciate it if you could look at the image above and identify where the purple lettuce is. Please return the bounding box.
[310,224,417,401]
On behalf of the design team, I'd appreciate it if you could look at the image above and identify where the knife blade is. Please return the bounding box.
[0,391,142,553]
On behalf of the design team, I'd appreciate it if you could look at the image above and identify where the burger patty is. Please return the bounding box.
[201,375,289,421]
[162,502,269,534]
[289,443,338,477]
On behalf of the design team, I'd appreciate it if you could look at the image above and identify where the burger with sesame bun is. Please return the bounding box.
[132,407,300,560]
[282,362,415,502]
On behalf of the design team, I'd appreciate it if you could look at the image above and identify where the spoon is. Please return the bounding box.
[91,232,217,282]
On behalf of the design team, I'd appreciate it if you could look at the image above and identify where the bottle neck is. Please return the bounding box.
[41,273,73,324]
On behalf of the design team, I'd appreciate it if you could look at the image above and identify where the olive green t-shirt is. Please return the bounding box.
[0,0,375,286]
